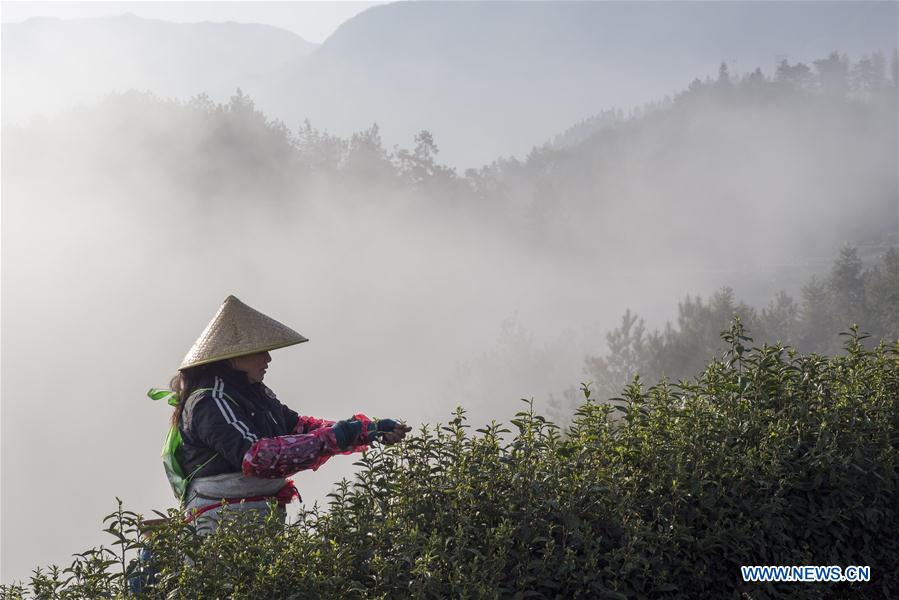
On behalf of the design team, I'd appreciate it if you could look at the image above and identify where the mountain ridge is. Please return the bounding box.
[3,2,896,167]
[263,1,897,166]
[1,13,316,126]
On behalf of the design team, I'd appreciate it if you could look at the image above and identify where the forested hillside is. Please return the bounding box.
[265,1,896,164]
[5,50,896,257]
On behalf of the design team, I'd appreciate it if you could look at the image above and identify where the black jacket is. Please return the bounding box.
[177,370,299,479]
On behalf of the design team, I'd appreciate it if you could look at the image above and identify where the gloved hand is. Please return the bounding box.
[376,419,399,433]
[373,419,412,445]
[331,419,364,451]
[332,417,412,450]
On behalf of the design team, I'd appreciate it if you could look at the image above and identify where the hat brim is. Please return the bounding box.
[179,337,308,370]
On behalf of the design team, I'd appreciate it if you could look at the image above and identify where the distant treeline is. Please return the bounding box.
[576,246,899,410]
[551,50,898,148]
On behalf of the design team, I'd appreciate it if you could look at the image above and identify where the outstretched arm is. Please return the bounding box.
[242,415,375,478]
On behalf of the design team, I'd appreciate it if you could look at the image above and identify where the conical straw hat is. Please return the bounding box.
[179,295,308,370]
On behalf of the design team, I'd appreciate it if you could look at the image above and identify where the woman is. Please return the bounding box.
[163,294,410,531]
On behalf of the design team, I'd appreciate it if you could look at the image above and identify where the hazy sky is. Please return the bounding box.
[0,1,384,42]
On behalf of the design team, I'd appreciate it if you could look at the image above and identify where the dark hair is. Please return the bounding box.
[169,360,245,426]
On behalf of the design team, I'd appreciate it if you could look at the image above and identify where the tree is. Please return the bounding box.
[758,290,800,344]
[295,119,348,173]
[798,276,834,352]
[850,53,886,100]
[829,245,865,329]
[344,123,395,183]
[717,61,730,84]
[585,309,649,400]
[864,248,899,342]
[394,130,456,188]
[713,61,735,102]
[227,88,261,120]
[813,52,849,99]
[776,59,813,92]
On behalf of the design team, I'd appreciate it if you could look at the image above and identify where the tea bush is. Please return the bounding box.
[3,324,897,599]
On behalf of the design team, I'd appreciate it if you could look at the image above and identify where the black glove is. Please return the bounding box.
[331,419,364,451]
[374,419,407,444]
[333,418,404,450]
[376,419,399,433]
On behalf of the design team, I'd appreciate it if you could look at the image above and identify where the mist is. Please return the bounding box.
[2,1,897,586]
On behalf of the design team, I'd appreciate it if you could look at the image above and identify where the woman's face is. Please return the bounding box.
[229,351,272,383]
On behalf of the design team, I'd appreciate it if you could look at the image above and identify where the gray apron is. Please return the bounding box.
[184,473,288,535]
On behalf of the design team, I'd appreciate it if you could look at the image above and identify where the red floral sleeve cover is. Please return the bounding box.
[293,415,335,434]
[242,414,373,479]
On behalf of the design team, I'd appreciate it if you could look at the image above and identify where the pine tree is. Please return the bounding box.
[813,52,850,99]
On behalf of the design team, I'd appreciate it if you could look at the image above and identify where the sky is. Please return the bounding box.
[0,0,384,42]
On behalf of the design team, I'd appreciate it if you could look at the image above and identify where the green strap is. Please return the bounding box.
[150,386,240,503]
[147,386,239,407]
[148,388,178,406]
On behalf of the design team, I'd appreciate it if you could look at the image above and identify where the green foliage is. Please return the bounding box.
[4,328,897,598]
